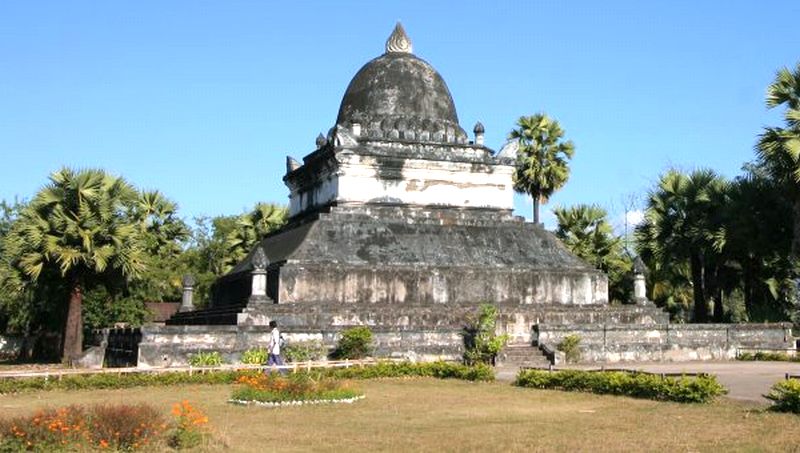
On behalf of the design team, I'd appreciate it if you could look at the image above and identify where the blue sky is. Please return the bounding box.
[1,1,798,230]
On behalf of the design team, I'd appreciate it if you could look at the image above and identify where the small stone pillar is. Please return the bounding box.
[249,246,269,304]
[473,122,485,146]
[351,122,362,137]
[180,274,196,312]
[632,256,648,305]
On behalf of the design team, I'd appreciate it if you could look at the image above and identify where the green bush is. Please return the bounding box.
[557,335,582,363]
[189,351,224,367]
[462,304,510,365]
[321,361,495,382]
[514,369,726,403]
[240,348,268,365]
[332,327,373,360]
[765,379,800,413]
[737,351,800,362]
[283,340,328,363]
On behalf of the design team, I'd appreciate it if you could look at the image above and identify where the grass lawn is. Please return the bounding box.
[1,378,799,452]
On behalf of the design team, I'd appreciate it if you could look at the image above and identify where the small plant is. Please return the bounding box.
[240,347,268,365]
[557,334,582,363]
[283,340,328,363]
[189,351,224,367]
[462,304,510,365]
[765,379,800,413]
[169,400,210,449]
[331,327,373,359]
[737,351,800,362]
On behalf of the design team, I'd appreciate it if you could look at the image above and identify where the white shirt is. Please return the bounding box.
[269,328,281,355]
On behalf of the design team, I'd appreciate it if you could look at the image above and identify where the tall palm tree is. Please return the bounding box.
[554,204,632,303]
[757,63,800,262]
[635,169,727,322]
[4,168,145,360]
[225,203,288,272]
[509,114,575,224]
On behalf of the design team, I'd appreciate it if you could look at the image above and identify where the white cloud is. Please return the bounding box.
[625,210,645,227]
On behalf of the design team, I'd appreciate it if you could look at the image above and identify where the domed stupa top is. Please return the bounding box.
[335,23,468,144]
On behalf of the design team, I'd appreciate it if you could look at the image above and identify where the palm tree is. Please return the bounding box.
[4,168,145,361]
[635,169,727,322]
[224,202,288,272]
[757,63,800,262]
[553,204,632,303]
[509,114,575,224]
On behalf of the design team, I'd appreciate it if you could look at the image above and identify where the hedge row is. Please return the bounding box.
[737,351,800,362]
[514,369,727,403]
[765,379,800,413]
[0,362,493,394]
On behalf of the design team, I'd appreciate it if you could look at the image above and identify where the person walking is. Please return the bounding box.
[267,320,285,374]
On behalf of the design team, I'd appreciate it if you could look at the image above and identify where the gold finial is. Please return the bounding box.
[385,22,413,54]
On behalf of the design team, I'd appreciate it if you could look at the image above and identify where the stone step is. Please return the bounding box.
[497,344,551,366]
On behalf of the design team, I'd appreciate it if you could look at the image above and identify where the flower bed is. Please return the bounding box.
[0,400,210,451]
[230,373,363,407]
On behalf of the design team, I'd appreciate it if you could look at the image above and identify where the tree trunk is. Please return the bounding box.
[62,282,84,363]
[690,251,708,322]
[533,196,540,225]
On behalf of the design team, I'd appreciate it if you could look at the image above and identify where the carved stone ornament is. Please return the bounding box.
[286,156,301,173]
[497,140,519,159]
[633,256,648,275]
[315,133,327,148]
[181,274,196,288]
[333,125,359,148]
[386,22,413,54]
[252,246,269,271]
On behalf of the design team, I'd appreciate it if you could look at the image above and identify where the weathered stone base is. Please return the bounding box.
[136,325,463,368]
[536,323,796,364]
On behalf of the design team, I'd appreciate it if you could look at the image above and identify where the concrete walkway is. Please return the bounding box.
[498,361,800,403]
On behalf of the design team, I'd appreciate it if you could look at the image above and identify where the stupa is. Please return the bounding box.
[142,24,791,365]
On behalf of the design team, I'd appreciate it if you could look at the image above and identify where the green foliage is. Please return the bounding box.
[514,369,726,403]
[319,361,495,382]
[509,113,575,224]
[224,203,288,273]
[765,379,800,413]
[462,304,510,365]
[240,347,268,365]
[82,286,150,333]
[736,351,800,362]
[188,351,224,367]
[554,204,633,303]
[332,327,374,360]
[556,334,581,363]
[283,340,328,363]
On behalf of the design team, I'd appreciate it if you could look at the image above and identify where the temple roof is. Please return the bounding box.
[335,23,468,144]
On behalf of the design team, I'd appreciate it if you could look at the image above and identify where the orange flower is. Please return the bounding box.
[99,439,109,449]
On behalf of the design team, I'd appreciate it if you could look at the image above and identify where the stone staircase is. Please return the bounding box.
[497,343,551,368]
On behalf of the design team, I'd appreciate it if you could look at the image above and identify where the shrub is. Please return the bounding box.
[514,369,726,403]
[737,351,800,362]
[462,304,510,365]
[765,379,800,413]
[283,340,328,363]
[0,403,167,451]
[232,373,362,403]
[240,348,268,365]
[320,361,495,382]
[557,335,581,363]
[189,351,224,367]
[332,327,373,359]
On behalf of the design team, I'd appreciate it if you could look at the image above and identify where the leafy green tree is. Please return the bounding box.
[3,168,145,360]
[509,114,575,224]
[553,204,632,303]
[462,304,509,366]
[635,169,728,322]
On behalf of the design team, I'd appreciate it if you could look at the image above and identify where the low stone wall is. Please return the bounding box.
[536,323,795,363]
[137,325,463,368]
